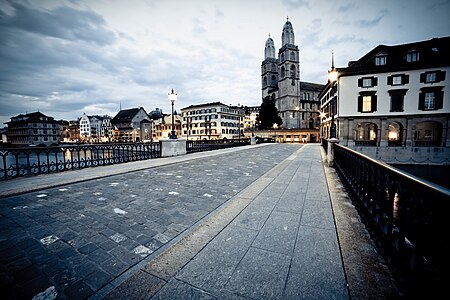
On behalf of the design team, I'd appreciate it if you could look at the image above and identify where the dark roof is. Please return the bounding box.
[6,111,57,124]
[111,108,146,123]
[181,102,228,110]
[300,81,325,92]
[339,36,450,76]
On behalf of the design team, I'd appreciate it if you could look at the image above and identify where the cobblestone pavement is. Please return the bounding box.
[0,144,301,299]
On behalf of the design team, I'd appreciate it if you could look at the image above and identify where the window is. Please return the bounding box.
[281,66,285,77]
[362,96,372,112]
[414,121,442,147]
[392,76,401,85]
[426,73,436,83]
[375,55,386,66]
[358,77,378,88]
[290,52,295,60]
[389,89,407,112]
[363,79,372,87]
[420,70,446,83]
[406,50,419,62]
[387,74,409,86]
[419,87,444,110]
[424,93,435,109]
[358,92,377,113]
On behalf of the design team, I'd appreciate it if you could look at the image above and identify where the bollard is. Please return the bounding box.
[326,138,339,167]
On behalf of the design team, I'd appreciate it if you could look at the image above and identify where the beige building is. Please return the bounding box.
[152,115,182,141]
[181,102,244,140]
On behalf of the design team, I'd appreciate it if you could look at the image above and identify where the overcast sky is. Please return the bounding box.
[1,0,449,125]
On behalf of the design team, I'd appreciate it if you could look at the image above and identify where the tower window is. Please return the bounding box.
[281,66,285,77]
[290,52,295,60]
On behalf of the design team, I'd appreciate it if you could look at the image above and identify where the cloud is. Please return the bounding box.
[338,3,355,13]
[193,17,207,34]
[281,0,310,10]
[355,9,389,28]
[0,1,116,45]
[215,8,224,18]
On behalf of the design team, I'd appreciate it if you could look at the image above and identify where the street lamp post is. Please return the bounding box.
[250,113,256,137]
[168,89,177,139]
[273,123,278,143]
[328,52,338,139]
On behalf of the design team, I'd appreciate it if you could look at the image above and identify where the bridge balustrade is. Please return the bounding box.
[186,138,250,153]
[0,143,161,180]
[332,143,450,296]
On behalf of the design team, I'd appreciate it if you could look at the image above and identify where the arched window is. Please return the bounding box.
[271,64,276,71]
[414,121,442,146]
[290,65,296,77]
[271,75,276,83]
[355,123,377,146]
[290,52,295,61]
[263,76,267,86]
[281,53,285,61]
[281,66,285,77]
[387,122,402,146]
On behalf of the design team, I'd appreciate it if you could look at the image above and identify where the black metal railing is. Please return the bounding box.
[0,143,161,180]
[186,138,250,154]
[333,143,450,297]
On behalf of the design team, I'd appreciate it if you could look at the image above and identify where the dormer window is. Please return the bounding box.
[406,50,419,62]
[375,54,387,66]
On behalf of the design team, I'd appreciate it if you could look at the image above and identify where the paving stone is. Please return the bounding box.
[64,280,94,299]
[101,257,128,277]
[152,278,215,300]
[87,248,113,263]
[301,198,335,229]
[176,225,258,293]
[225,247,291,299]
[85,269,113,291]
[78,242,99,254]
[252,210,301,255]
[284,225,348,299]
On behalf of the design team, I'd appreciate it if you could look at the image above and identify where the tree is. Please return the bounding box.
[257,96,282,129]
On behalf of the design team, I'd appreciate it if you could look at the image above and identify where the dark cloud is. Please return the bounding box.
[0,1,116,45]
[338,3,355,13]
[355,9,389,28]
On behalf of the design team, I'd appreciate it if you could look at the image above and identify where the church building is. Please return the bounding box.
[261,18,324,130]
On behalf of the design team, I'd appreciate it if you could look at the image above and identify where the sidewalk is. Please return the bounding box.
[102,144,350,299]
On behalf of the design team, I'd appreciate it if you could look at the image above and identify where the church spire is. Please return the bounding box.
[264,34,276,59]
[282,18,295,46]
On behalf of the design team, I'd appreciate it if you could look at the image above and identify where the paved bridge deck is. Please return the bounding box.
[0,144,397,299]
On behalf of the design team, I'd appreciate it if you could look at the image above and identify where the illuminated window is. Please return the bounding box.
[362,96,372,112]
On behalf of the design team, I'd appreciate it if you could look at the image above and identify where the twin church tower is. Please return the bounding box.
[261,18,323,129]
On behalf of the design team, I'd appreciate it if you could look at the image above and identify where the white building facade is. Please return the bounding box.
[320,37,450,163]
[181,102,244,140]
